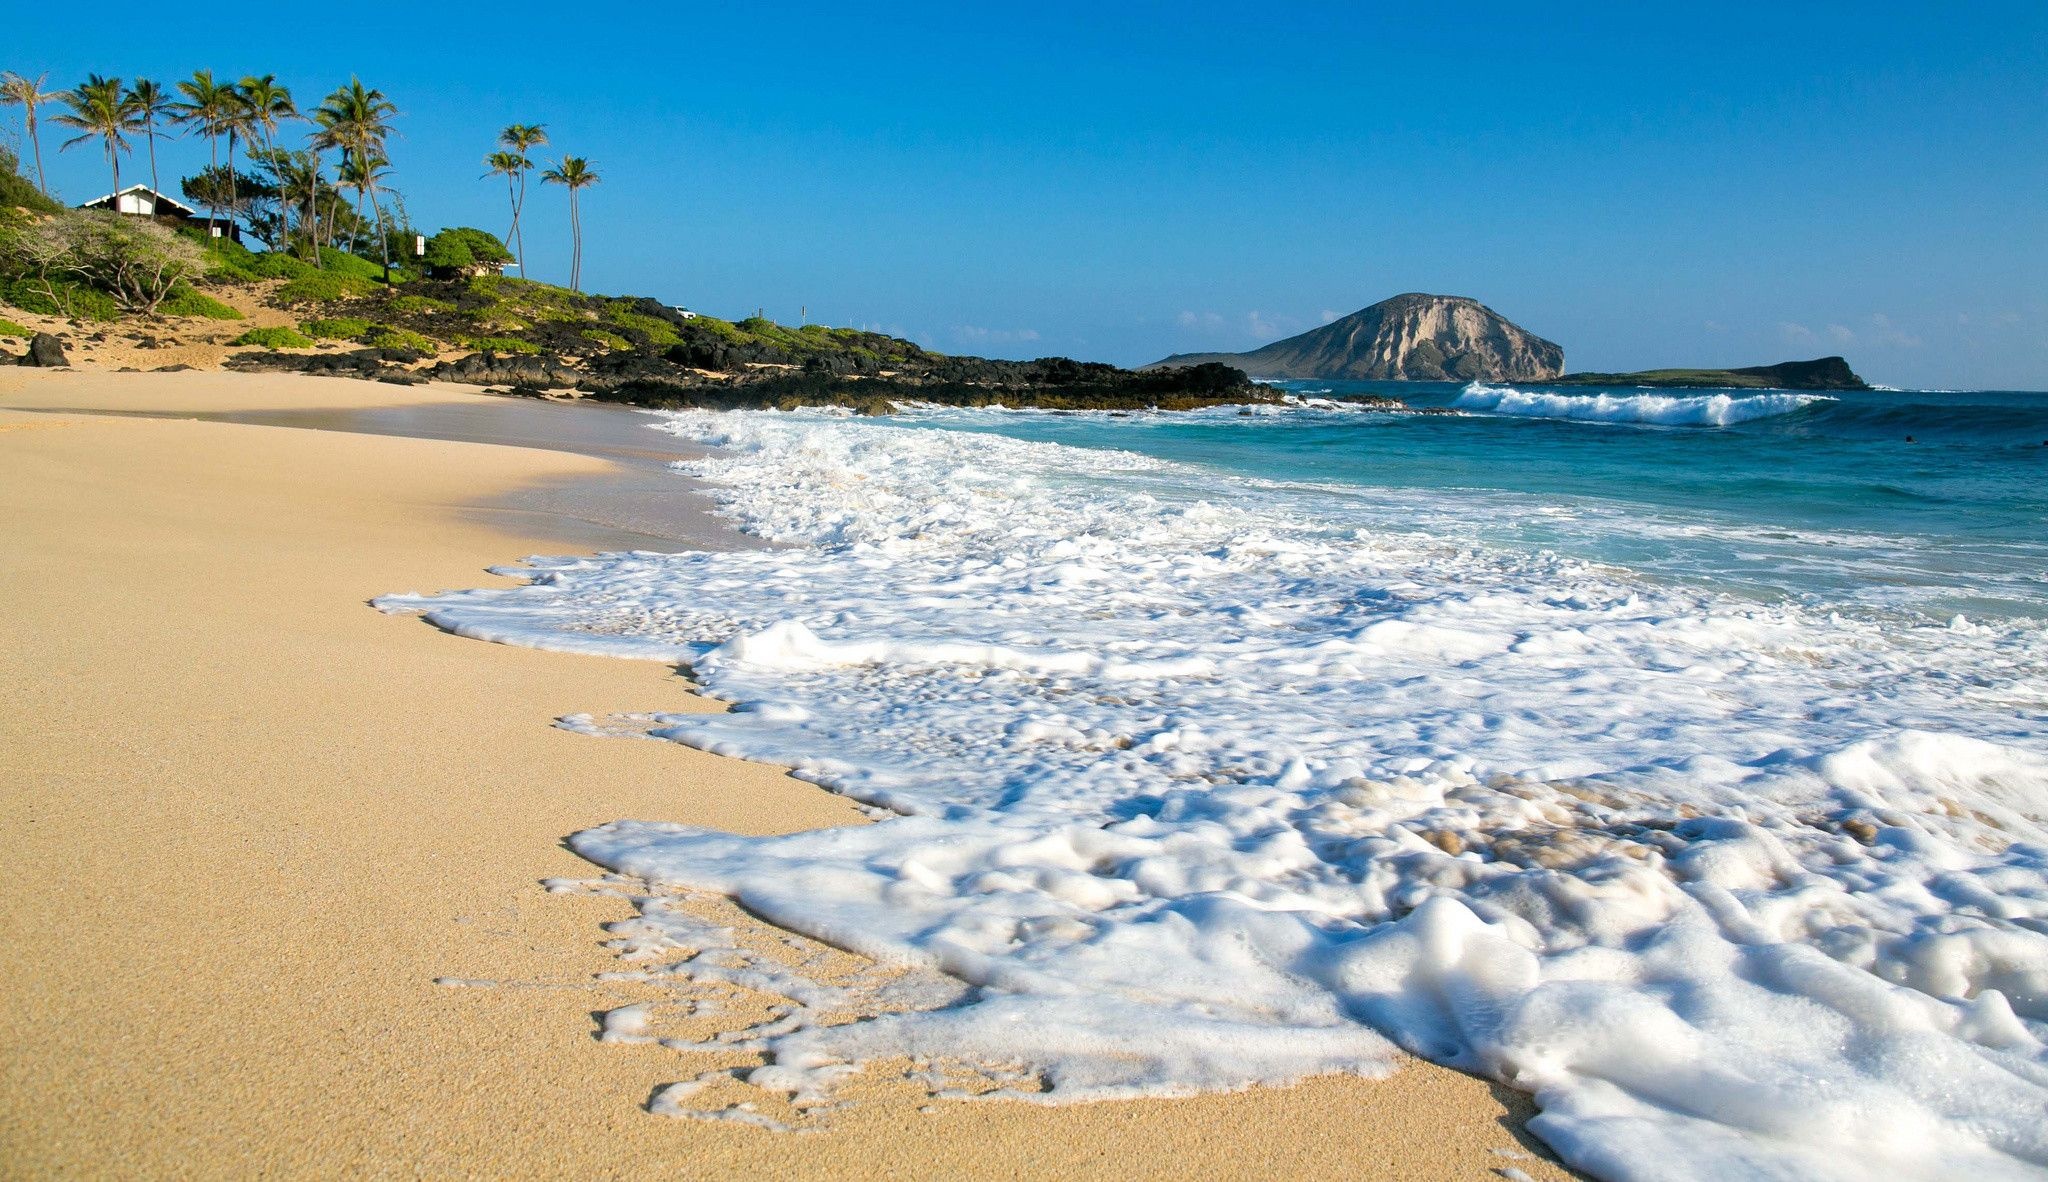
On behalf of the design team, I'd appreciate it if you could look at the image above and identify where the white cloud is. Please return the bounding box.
[1703,319,1728,333]
[1779,321,1816,344]
[1319,309,1341,324]
[1826,323,1856,344]
[1246,311,1283,340]
[1177,310,1226,331]
[1867,313,1921,349]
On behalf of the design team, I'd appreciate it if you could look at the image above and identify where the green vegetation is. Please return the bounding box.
[0,317,29,337]
[301,315,372,339]
[0,145,60,215]
[421,226,512,279]
[582,328,633,350]
[601,304,679,346]
[158,284,242,319]
[363,326,435,352]
[463,334,543,354]
[1,273,120,320]
[2,207,207,316]
[232,325,314,349]
[274,269,380,303]
[388,293,454,315]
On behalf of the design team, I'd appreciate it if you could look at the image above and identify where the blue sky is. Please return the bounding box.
[9,2,2046,387]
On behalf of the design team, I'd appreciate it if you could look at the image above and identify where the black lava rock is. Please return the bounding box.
[20,333,68,367]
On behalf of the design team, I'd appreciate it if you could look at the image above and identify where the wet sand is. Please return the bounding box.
[0,369,1577,1179]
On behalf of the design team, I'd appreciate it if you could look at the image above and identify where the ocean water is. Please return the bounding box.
[381,381,2048,1180]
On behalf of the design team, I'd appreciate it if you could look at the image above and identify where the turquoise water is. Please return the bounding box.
[896,381,2048,621]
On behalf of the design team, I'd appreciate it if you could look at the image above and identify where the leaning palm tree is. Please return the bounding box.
[498,123,546,276]
[541,156,598,292]
[52,75,136,203]
[0,71,56,194]
[173,70,242,234]
[482,150,528,269]
[124,79,173,197]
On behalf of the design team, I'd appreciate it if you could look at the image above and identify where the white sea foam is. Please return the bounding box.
[1456,383,1830,427]
[378,410,2048,1180]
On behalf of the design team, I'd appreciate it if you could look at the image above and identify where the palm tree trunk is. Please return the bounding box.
[505,174,519,272]
[568,189,581,292]
[29,114,47,194]
[515,172,528,278]
[204,133,218,235]
[375,193,391,285]
[226,130,239,236]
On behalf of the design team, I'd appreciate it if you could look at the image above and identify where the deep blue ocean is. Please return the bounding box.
[893,380,2048,622]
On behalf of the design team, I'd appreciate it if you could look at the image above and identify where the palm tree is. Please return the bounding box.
[124,79,173,197]
[52,75,136,202]
[0,71,56,194]
[498,123,546,276]
[338,151,395,280]
[483,150,527,268]
[311,79,398,256]
[173,70,242,234]
[237,76,297,240]
[541,156,598,292]
[237,75,297,155]
[262,148,321,259]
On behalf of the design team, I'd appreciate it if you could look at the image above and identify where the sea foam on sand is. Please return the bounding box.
[379,409,2048,1180]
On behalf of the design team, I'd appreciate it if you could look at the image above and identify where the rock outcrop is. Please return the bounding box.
[1149,293,1563,381]
[1550,356,1870,391]
[19,332,68,367]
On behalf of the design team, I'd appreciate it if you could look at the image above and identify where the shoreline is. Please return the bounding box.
[0,369,1576,1178]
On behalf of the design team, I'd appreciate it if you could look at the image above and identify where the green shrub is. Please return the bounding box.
[421,227,513,279]
[301,316,372,339]
[274,270,380,304]
[0,274,121,321]
[232,325,315,349]
[364,327,437,353]
[158,285,242,320]
[8,211,207,315]
[0,147,62,216]
[195,236,264,282]
[389,294,455,315]
[583,329,632,350]
[0,317,29,338]
[318,247,387,279]
[602,305,680,346]
[463,335,542,354]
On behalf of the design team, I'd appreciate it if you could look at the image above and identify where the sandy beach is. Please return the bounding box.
[0,369,1574,1179]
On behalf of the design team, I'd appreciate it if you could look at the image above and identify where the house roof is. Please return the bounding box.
[79,184,201,218]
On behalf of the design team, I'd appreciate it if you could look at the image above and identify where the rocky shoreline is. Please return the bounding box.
[216,283,1279,412]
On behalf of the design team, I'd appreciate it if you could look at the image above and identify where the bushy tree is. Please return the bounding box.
[16,209,206,314]
[182,165,278,243]
[420,226,512,279]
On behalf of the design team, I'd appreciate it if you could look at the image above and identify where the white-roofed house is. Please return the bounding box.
[78,185,242,242]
